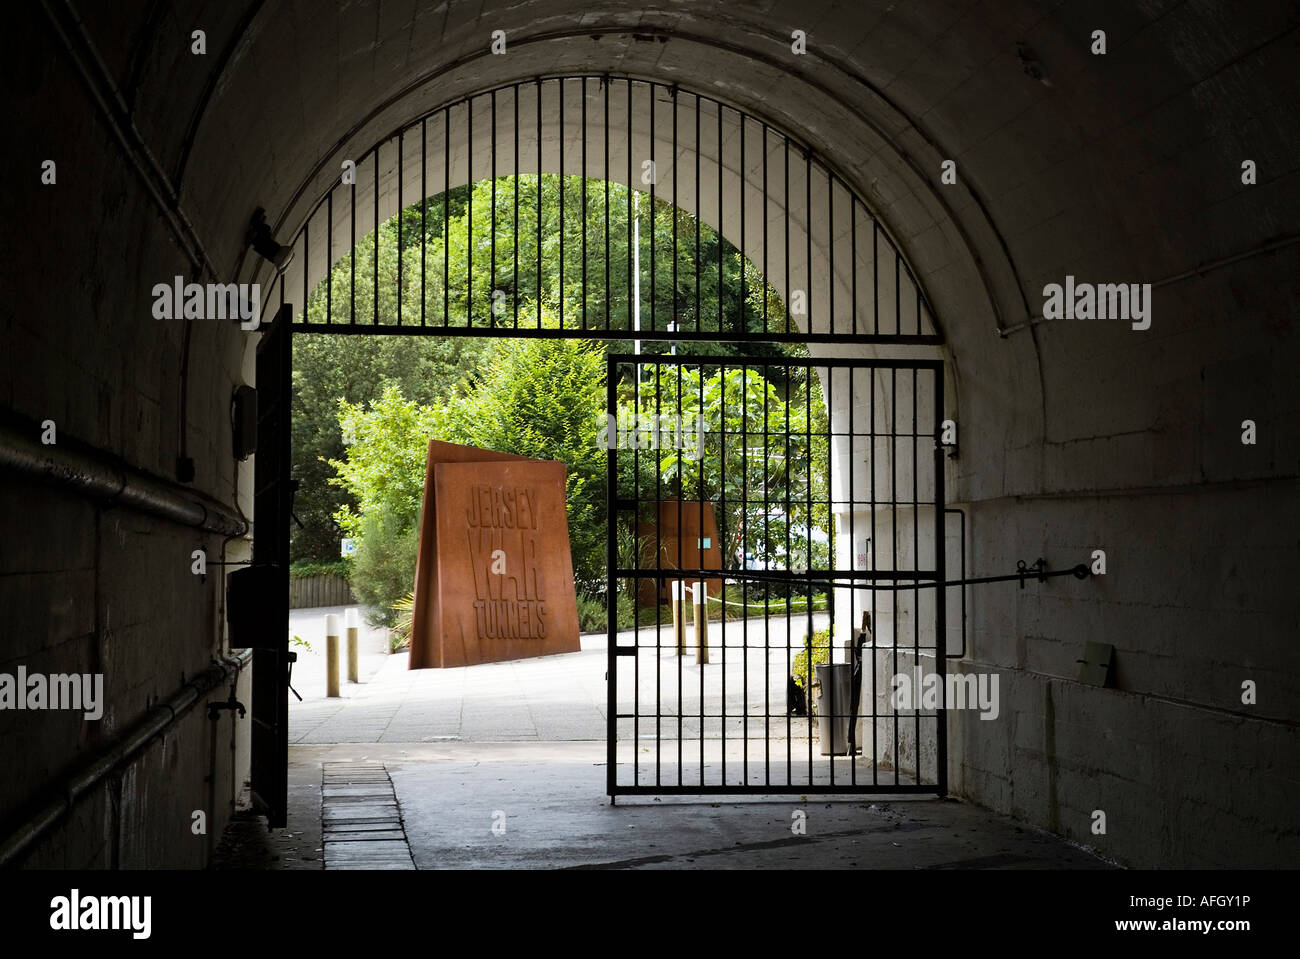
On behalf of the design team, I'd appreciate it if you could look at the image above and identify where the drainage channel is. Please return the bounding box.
[321,762,416,870]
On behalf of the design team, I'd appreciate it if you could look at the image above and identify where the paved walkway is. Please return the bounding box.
[288,607,831,746]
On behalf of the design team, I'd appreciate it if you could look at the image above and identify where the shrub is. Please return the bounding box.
[348,512,419,627]
[288,558,352,580]
[390,591,415,652]
[575,590,636,632]
[791,625,833,716]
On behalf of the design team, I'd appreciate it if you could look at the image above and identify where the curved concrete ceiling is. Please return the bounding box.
[17,0,1300,503]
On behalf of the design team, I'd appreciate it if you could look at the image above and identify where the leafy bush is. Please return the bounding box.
[326,338,609,622]
[575,590,636,632]
[288,559,352,580]
[347,512,419,627]
[791,626,833,717]
[390,591,415,652]
[576,592,607,632]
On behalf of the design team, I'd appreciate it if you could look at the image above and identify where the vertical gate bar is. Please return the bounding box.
[934,366,947,794]
[805,148,812,335]
[350,150,356,323]
[912,368,920,777]
[915,269,921,336]
[648,82,655,337]
[743,113,754,337]
[490,89,496,330]
[327,193,332,324]
[581,76,588,331]
[398,130,404,326]
[676,360,684,785]
[654,360,661,787]
[604,77,611,332]
[825,360,834,786]
[698,352,706,785]
[717,105,723,333]
[558,77,564,330]
[420,118,426,327]
[847,194,857,335]
[894,248,900,339]
[741,361,749,786]
[302,209,308,321]
[607,356,618,796]
[784,137,790,338]
[850,196,856,337]
[444,109,450,326]
[805,364,816,784]
[466,99,473,329]
[872,220,878,335]
[763,359,772,786]
[796,369,810,782]
[762,126,768,336]
[373,150,378,325]
[869,366,878,785]
[627,80,633,335]
[828,174,834,337]
[672,86,677,342]
[514,85,520,330]
[848,365,856,785]
[695,94,701,336]
[719,357,727,784]
[891,366,899,782]
[785,363,793,784]
[537,80,543,330]
[633,351,641,786]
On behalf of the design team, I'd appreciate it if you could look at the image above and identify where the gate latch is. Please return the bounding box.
[1016,558,1047,588]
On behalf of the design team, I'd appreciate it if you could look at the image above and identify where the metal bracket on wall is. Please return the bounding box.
[206,685,247,722]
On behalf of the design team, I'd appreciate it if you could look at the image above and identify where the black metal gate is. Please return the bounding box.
[606,354,945,796]
[250,305,293,826]
[249,74,952,809]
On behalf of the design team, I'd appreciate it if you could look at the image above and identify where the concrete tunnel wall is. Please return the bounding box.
[3,1,1298,868]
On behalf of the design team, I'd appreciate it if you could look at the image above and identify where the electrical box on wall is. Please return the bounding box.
[227,564,282,648]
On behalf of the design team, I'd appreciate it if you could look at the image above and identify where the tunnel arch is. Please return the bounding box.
[10,0,1295,868]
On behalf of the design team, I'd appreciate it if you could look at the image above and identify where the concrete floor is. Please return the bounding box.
[251,741,1113,869]
[234,608,1117,869]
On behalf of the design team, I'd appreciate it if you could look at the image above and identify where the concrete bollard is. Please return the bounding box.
[671,581,688,655]
[345,607,360,683]
[325,613,340,698]
[693,581,709,665]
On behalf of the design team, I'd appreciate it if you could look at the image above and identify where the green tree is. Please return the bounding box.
[295,173,818,607]
[454,337,608,590]
[325,334,611,617]
[613,364,831,576]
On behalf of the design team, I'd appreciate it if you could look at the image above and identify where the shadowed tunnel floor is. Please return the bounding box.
[214,741,1115,870]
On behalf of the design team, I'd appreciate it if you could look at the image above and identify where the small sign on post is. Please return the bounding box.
[693,581,709,665]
